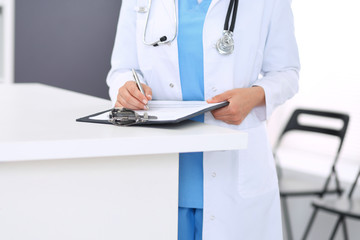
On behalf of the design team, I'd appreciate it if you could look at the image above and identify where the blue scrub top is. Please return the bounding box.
[178,0,212,209]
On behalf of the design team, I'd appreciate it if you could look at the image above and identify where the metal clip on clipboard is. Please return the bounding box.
[109,108,158,126]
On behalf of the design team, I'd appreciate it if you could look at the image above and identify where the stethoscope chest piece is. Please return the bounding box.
[142,0,239,54]
[216,30,234,55]
[216,0,239,55]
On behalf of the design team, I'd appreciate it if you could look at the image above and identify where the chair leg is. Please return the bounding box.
[276,163,283,179]
[342,217,349,240]
[281,197,293,240]
[301,207,319,240]
[329,216,343,240]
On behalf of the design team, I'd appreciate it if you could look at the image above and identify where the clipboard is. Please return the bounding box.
[76,101,229,126]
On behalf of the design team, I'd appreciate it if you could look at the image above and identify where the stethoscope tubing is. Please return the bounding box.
[224,0,239,32]
[142,0,239,54]
[143,0,178,46]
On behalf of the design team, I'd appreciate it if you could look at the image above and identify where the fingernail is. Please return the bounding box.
[143,99,148,104]
[147,95,152,100]
[144,105,149,110]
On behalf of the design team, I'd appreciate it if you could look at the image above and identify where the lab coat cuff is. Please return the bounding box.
[250,84,267,121]
[251,81,273,120]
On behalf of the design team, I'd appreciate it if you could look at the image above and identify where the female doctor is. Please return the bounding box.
[107,0,300,239]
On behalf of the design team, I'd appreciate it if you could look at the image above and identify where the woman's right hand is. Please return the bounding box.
[115,81,152,110]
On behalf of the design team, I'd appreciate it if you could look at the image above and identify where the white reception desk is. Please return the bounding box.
[0,83,247,240]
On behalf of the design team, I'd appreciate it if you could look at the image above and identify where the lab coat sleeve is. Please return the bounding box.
[252,0,300,120]
[106,2,146,106]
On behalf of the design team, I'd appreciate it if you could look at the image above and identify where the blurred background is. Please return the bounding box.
[10,0,121,98]
[1,0,359,239]
[267,0,360,239]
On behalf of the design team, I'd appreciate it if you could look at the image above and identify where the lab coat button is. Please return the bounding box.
[212,87,217,92]
[211,172,216,178]
[169,83,174,88]
[210,215,216,221]
[134,6,148,13]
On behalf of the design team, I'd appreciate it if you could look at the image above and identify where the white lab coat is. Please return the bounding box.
[107,0,300,239]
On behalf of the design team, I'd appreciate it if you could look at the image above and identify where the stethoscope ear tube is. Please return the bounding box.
[143,0,177,47]
[224,0,239,32]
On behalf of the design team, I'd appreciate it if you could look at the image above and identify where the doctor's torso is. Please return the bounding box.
[135,0,272,102]
[109,0,299,131]
[107,2,299,236]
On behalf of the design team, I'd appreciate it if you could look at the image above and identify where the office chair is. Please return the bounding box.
[302,168,360,240]
[273,109,350,240]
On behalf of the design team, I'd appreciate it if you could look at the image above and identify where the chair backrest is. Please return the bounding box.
[274,109,350,197]
[275,109,349,157]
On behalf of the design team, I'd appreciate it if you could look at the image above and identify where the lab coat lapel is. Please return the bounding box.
[160,0,177,22]
[158,0,181,99]
[208,0,223,12]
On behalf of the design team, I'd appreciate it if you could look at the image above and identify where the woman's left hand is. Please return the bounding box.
[206,87,266,125]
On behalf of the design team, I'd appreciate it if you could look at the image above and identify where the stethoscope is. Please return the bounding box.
[142,0,239,55]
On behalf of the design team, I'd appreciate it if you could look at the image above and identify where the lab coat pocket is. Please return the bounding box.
[237,125,278,198]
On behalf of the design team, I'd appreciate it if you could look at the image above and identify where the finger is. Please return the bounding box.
[142,84,153,100]
[226,118,244,125]
[115,101,123,108]
[211,106,232,117]
[118,95,143,110]
[211,106,243,122]
[118,84,146,109]
[212,113,235,122]
[207,91,231,103]
[127,82,149,105]
[224,120,242,125]
[121,90,146,110]
[213,115,242,125]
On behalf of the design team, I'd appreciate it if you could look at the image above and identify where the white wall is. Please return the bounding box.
[268,1,360,238]
[0,0,14,84]
[268,0,360,165]
[0,6,3,81]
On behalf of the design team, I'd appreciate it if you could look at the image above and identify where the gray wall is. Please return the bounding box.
[15,0,122,99]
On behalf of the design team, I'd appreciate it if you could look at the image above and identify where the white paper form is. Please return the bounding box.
[90,101,227,122]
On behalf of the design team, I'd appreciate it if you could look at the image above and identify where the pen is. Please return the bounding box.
[132,68,149,110]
